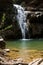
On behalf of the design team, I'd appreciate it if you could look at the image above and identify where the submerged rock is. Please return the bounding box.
[12,49,19,52]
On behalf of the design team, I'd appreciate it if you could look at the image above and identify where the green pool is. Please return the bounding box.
[6,39,43,50]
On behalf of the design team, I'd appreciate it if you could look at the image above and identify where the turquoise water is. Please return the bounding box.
[6,39,43,50]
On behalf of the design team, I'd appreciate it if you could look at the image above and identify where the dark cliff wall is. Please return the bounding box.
[27,14,43,39]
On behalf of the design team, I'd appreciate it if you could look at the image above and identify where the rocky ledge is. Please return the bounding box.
[0,57,43,65]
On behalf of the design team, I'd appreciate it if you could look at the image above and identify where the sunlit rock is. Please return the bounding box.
[29,58,43,65]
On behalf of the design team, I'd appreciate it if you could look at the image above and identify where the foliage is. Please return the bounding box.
[0,0,13,30]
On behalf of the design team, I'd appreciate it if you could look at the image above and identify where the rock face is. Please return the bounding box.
[0,41,6,49]
[0,5,22,40]
[26,14,43,39]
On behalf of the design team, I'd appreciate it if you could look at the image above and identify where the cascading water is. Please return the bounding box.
[13,4,27,39]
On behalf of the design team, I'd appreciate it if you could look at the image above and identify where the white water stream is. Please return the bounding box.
[13,4,27,39]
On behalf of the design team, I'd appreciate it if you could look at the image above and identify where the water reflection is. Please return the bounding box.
[19,39,30,50]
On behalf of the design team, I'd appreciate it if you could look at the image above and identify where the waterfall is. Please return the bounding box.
[13,4,27,39]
